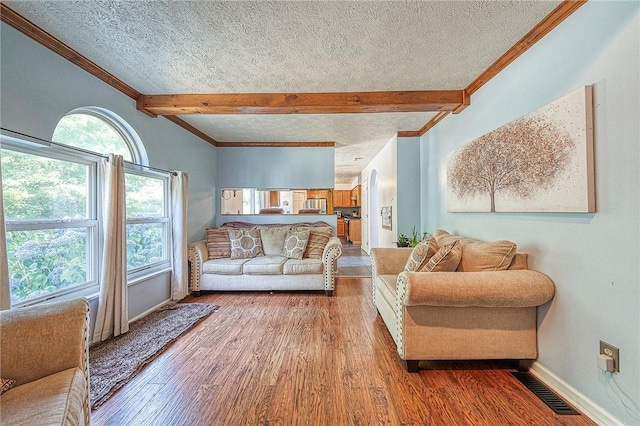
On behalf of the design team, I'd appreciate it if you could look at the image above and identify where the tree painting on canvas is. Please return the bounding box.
[447,86,595,213]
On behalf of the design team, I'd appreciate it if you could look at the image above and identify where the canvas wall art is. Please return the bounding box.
[447,86,595,213]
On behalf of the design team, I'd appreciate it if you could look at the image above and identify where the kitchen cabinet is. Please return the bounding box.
[349,219,361,243]
[337,218,346,237]
[351,185,361,206]
[333,190,351,207]
[307,189,325,199]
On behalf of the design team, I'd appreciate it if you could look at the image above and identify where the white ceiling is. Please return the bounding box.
[5,0,560,184]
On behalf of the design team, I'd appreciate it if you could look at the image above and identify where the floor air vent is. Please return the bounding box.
[511,372,579,415]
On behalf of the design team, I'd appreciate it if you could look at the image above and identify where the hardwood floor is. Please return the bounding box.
[91,278,596,426]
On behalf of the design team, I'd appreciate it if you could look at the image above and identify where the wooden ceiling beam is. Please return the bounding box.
[137,91,468,115]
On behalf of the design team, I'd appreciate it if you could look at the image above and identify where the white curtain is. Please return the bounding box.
[92,154,128,343]
[170,171,189,300]
[0,161,11,311]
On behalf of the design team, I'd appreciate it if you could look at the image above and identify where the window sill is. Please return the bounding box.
[14,283,100,308]
[12,266,173,308]
[128,266,172,287]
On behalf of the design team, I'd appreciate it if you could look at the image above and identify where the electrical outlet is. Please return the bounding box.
[599,340,620,372]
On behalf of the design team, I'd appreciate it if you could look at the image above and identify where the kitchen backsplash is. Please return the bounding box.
[335,207,361,218]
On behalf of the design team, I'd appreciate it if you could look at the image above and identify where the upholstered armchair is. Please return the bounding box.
[371,230,556,372]
[0,298,91,425]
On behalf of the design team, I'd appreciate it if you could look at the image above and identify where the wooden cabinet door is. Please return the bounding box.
[351,185,361,206]
[334,191,341,206]
[341,190,352,207]
[333,190,341,207]
[349,219,361,243]
[307,189,322,199]
[269,191,280,207]
[337,219,346,237]
[334,190,347,207]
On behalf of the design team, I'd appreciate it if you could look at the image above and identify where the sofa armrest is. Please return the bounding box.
[322,237,343,292]
[188,240,207,292]
[398,270,555,308]
[371,248,412,276]
[0,298,90,387]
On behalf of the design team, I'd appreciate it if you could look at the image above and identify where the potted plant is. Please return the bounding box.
[398,227,431,248]
[396,233,410,247]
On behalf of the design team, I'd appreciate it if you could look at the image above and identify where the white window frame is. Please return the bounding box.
[53,108,171,284]
[2,107,173,306]
[56,107,149,165]
[1,136,100,307]
[124,165,172,283]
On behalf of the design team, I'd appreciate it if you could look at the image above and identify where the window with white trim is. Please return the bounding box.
[2,108,170,306]
[2,142,99,305]
[124,170,170,278]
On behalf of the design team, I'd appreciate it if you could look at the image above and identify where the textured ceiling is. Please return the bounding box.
[5,0,561,184]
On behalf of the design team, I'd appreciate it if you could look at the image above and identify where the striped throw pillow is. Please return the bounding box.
[205,228,231,259]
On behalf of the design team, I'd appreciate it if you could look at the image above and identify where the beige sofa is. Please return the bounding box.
[371,230,555,372]
[189,222,342,296]
[0,298,91,425]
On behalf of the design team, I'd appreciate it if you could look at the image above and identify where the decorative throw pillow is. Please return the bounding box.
[304,230,332,259]
[459,240,517,272]
[205,228,231,259]
[421,240,462,272]
[281,229,310,259]
[432,229,475,249]
[228,227,264,259]
[1,378,15,395]
[404,237,438,272]
[258,225,291,256]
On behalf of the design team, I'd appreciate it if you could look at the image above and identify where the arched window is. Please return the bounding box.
[1,107,167,306]
[52,106,148,165]
[53,107,168,278]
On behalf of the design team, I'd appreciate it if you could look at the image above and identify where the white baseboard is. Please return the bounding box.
[128,298,172,324]
[530,362,624,426]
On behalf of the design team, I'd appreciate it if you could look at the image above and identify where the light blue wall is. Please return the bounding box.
[397,137,422,238]
[217,146,334,188]
[421,2,639,423]
[1,23,218,319]
[216,146,335,226]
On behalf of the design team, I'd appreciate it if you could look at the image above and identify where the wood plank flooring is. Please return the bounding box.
[91,278,596,426]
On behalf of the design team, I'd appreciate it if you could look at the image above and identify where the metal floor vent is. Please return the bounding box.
[511,372,579,415]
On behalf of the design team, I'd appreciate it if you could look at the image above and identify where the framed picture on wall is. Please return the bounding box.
[446,85,595,213]
[381,206,392,230]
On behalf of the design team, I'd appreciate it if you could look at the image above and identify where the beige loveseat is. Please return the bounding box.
[189,222,342,296]
[0,298,91,425]
[371,230,555,372]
